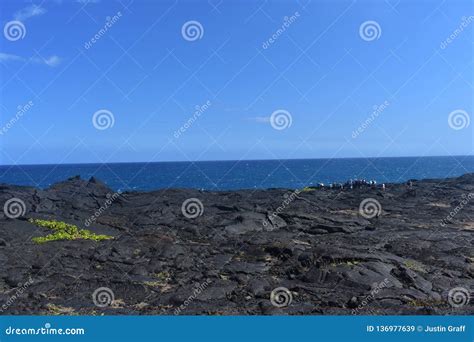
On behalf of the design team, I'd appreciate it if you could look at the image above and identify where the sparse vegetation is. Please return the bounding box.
[144,271,171,287]
[153,271,171,281]
[403,259,426,273]
[45,303,77,315]
[330,259,361,267]
[29,219,113,244]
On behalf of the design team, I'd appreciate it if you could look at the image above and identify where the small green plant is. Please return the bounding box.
[29,219,113,244]
[144,271,171,287]
[301,186,316,192]
[330,259,361,267]
[153,271,171,281]
[403,259,426,273]
[45,303,77,315]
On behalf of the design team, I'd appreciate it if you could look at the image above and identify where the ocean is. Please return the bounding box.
[0,156,473,191]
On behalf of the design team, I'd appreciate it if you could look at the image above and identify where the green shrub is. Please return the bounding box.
[29,219,113,244]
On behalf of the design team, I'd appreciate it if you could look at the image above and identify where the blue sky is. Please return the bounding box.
[0,0,472,165]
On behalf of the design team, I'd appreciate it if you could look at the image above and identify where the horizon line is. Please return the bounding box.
[0,154,472,167]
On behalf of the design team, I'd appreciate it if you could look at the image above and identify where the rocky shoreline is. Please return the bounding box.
[0,173,473,315]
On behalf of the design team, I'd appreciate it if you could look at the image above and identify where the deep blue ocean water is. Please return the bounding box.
[0,156,473,191]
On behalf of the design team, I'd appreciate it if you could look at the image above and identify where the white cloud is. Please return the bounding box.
[39,55,61,67]
[0,53,61,67]
[0,53,24,63]
[76,0,100,4]
[14,5,47,21]
[248,116,271,123]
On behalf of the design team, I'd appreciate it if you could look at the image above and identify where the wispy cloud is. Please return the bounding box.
[0,53,24,63]
[14,5,47,21]
[248,116,271,123]
[76,0,100,4]
[35,55,61,67]
[0,53,61,67]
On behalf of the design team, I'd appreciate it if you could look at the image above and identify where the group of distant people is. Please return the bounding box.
[313,179,383,190]
[310,179,415,194]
